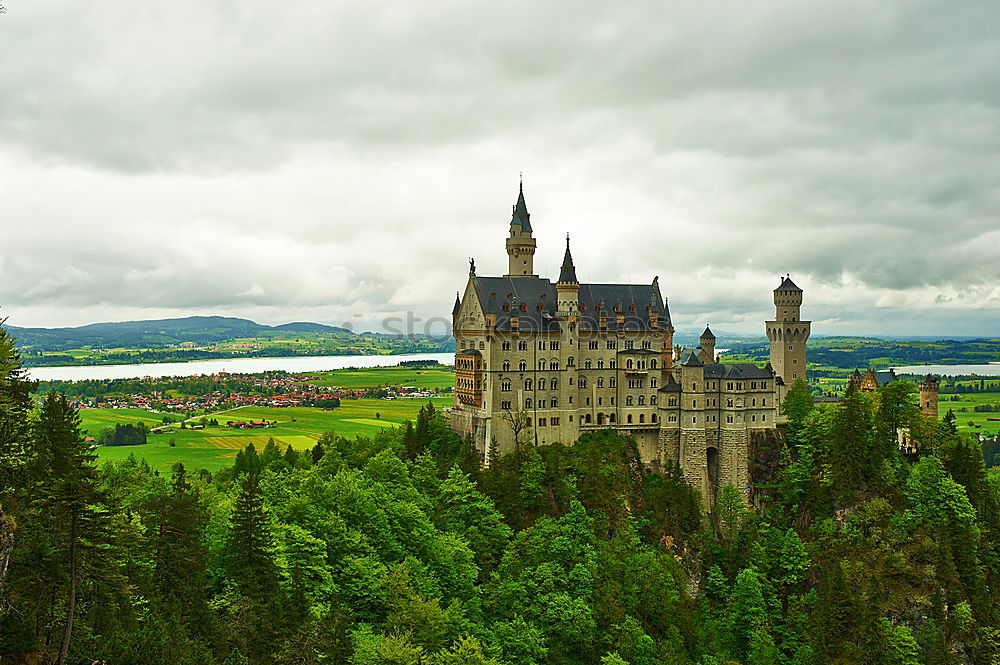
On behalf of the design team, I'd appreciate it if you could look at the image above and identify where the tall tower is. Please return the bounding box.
[699,325,716,362]
[919,375,939,420]
[765,275,811,387]
[556,235,579,314]
[505,181,537,278]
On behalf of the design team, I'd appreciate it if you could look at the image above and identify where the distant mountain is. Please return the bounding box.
[4,316,353,351]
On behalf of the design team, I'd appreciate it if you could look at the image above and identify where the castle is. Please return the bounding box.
[847,368,939,420]
[449,184,809,506]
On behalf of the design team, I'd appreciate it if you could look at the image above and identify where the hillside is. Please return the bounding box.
[2,316,452,367]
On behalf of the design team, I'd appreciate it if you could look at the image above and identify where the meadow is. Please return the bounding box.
[85,397,451,473]
[297,365,454,389]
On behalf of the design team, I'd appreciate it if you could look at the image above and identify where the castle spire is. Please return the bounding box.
[511,180,531,231]
[452,291,461,315]
[558,233,578,284]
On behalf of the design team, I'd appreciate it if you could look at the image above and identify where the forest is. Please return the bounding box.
[2,324,1000,665]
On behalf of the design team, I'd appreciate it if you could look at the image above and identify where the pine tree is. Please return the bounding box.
[226,473,279,598]
[0,320,32,601]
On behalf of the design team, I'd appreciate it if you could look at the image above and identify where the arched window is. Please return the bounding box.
[525,417,531,426]
[638,396,645,406]
[538,378,546,390]
[650,378,657,388]
[651,413,657,422]
[501,380,511,392]
[639,414,645,423]
[627,359,634,369]
[551,397,558,407]
[597,359,604,369]
[567,356,575,366]
[651,359,657,369]
[597,413,604,425]
[502,341,511,351]
[524,379,533,391]
[610,360,617,369]
[538,359,546,370]
[627,414,633,423]
[585,414,592,424]
[597,378,605,388]
[551,380,558,390]
[502,360,510,371]
[519,360,527,371]
[479,341,485,350]
[550,361,558,370]
[626,396,633,406]
[579,377,588,388]
[524,398,532,409]
[609,413,616,423]
[650,395,657,405]
[585,359,592,369]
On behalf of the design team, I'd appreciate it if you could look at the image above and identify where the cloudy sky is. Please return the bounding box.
[1,0,998,337]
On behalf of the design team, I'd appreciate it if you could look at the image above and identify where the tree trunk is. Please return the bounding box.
[0,506,13,606]
[56,509,78,665]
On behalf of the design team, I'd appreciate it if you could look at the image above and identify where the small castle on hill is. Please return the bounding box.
[848,368,939,420]
[448,183,815,506]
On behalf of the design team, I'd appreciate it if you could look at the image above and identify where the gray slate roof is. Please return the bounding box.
[470,276,669,333]
[775,276,802,292]
[703,363,775,380]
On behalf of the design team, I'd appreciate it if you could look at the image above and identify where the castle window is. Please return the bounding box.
[627,359,634,369]
[551,380,558,390]
[650,396,657,405]
[518,341,528,351]
[669,414,677,423]
[501,401,511,410]
[525,417,531,426]
[579,377,588,388]
[625,340,634,350]
[610,414,616,423]
[597,360,604,369]
[551,397,558,407]
[551,341,560,350]
[519,360,527,371]
[538,378,546,390]
[501,380,511,392]
[589,341,599,350]
[538,418,546,426]
[610,360,617,369]
[550,361,559,370]
[524,379,532,391]
[607,340,617,350]
[727,382,733,390]
[538,341,546,350]
[626,396,633,406]
[639,414,645,423]
[692,416,697,423]
[538,360,546,370]
[650,378,657,388]
[727,415,734,423]
[586,397,591,406]
[762,414,767,422]
[597,378,604,388]
[627,414,633,423]
[524,398,532,409]
[503,360,510,371]
[792,373,798,379]
[669,397,678,406]
[585,359,592,369]
[638,396,645,406]
[538,400,546,408]
[568,396,573,404]
[650,359,657,369]
[610,397,615,405]
[610,378,617,388]
[567,356,575,366]
[502,341,511,351]
[762,382,767,389]
[652,413,657,422]
[762,398,766,406]
[551,417,560,426]
[727,399,733,407]
[586,414,592,423]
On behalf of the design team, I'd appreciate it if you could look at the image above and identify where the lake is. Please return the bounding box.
[893,363,1000,377]
[26,352,456,382]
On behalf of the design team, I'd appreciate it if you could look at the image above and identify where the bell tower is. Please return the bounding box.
[765,275,810,387]
[504,180,537,278]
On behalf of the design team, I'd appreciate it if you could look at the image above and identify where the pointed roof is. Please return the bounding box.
[558,234,578,284]
[700,325,715,340]
[679,349,704,367]
[452,292,461,315]
[511,181,532,232]
[775,275,802,292]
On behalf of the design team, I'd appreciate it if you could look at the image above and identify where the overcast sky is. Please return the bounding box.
[1,0,998,337]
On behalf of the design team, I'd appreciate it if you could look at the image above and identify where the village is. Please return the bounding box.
[67,370,444,416]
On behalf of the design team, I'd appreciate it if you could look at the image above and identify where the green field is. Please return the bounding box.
[940,392,1000,438]
[86,397,451,473]
[298,365,454,389]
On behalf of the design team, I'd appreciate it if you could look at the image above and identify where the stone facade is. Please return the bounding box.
[448,185,807,506]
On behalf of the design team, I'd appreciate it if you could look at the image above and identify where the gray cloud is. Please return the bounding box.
[0,0,998,336]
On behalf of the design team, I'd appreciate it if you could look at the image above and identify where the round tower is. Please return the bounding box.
[765,275,811,388]
[919,374,939,420]
[504,181,537,278]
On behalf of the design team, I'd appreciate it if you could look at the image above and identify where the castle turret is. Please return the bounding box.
[504,181,537,278]
[919,374,939,420]
[765,275,811,388]
[556,234,579,315]
[700,325,716,363]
